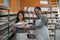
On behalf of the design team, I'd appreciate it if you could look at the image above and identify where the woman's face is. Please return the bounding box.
[18,13,23,20]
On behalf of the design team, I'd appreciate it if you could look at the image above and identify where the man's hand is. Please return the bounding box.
[23,25,30,29]
[23,25,30,32]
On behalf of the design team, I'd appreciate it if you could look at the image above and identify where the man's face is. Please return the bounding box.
[34,9,39,14]
[34,9,41,18]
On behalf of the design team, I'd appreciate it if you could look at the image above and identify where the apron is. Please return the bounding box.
[15,22,28,40]
[16,33,27,40]
[35,18,49,40]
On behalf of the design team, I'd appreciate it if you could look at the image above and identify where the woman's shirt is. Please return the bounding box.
[14,21,27,33]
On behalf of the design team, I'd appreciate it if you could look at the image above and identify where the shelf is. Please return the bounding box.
[9,23,13,26]
[0,7,9,10]
[3,34,8,40]
[49,33,55,36]
[9,20,16,25]
[0,34,8,40]
[0,4,9,9]
[42,11,51,13]
[29,23,33,24]
[25,17,34,19]
[9,16,16,20]
[9,18,16,21]
[0,22,8,26]
[0,5,11,40]
[8,32,14,38]
[0,25,8,31]
[4,37,8,40]
[27,33,36,35]
[0,26,8,31]
[0,20,8,22]
[48,29,55,30]
[0,13,17,17]
[47,17,57,19]
[9,27,13,32]
[47,23,56,24]
[51,11,58,13]
[0,31,8,38]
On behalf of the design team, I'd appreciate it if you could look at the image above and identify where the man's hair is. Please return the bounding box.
[35,6,41,10]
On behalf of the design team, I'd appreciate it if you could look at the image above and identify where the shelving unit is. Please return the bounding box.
[0,5,9,40]
[24,6,58,40]
[0,5,17,40]
[56,17,60,40]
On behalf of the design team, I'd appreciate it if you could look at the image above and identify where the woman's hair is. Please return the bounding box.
[15,11,25,23]
[34,6,41,10]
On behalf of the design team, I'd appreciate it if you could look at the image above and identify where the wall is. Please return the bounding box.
[0,0,2,4]
[20,0,40,10]
[0,0,57,11]
[0,0,18,12]
[20,0,57,10]
[10,0,18,12]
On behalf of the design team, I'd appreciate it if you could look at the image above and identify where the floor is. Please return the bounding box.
[9,33,37,40]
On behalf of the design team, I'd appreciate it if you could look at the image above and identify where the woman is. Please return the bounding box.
[13,11,27,40]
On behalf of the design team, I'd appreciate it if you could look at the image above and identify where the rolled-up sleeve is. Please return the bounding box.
[29,16,47,29]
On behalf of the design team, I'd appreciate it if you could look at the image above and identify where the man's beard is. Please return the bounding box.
[36,13,41,19]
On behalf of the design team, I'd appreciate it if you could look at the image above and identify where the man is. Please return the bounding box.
[30,7,49,40]
[24,6,49,40]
